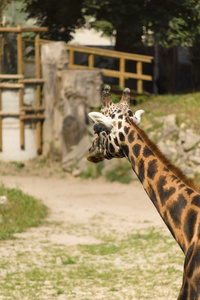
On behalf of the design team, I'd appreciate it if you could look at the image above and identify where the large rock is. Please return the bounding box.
[41,42,103,160]
[61,70,102,156]
[160,114,179,139]
[41,41,69,157]
[158,140,177,160]
[60,69,102,108]
[179,129,200,151]
[62,135,91,170]
[188,148,200,165]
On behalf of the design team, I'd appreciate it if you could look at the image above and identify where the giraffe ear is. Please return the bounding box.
[88,112,113,131]
[133,109,145,125]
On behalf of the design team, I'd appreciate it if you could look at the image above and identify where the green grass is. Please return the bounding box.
[0,185,48,239]
[0,219,184,299]
[80,161,104,179]
[135,92,200,133]
[105,160,134,184]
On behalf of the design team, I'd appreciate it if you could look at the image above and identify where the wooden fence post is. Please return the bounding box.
[69,49,74,66]
[137,61,143,93]
[17,24,24,149]
[35,32,42,154]
[88,54,94,68]
[0,40,1,151]
[119,58,125,88]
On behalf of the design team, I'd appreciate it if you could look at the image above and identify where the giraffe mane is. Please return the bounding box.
[127,117,200,193]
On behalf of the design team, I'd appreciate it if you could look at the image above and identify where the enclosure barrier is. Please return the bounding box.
[65,44,153,92]
[39,39,153,93]
[0,25,48,153]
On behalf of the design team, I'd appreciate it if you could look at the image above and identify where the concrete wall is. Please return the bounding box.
[0,88,37,161]
[41,41,103,160]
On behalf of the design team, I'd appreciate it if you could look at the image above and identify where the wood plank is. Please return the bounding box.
[20,115,45,120]
[0,89,2,151]
[17,24,23,75]
[119,58,125,88]
[19,78,45,84]
[66,44,153,62]
[0,35,2,151]
[0,112,20,117]
[0,74,24,80]
[0,83,24,89]
[35,32,42,154]
[0,27,48,33]
[88,54,94,68]
[0,27,21,33]
[68,64,152,81]
[137,61,143,93]
[20,106,45,112]
[69,49,74,65]
[17,26,24,150]
[21,27,48,32]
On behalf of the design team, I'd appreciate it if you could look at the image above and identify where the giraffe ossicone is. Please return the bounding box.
[87,85,200,300]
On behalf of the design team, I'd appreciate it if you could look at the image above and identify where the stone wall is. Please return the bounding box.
[41,41,103,161]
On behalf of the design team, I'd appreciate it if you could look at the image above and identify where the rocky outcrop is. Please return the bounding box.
[73,113,200,180]
[41,42,103,160]
[147,114,200,178]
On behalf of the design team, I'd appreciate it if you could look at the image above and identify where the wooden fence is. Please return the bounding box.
[66,44,153,93]
[0,27,153,153]
[40,39,153,93]
[0,25,47,153]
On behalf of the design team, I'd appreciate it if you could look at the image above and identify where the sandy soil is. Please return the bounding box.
[0,175,164,233]
[0,174,173,299]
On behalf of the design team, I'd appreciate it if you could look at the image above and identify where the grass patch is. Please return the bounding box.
[105,160,134,184]
[80,161,104,179]
[0,185,48,239]
[135,92,200,133]
[0,225,184,299]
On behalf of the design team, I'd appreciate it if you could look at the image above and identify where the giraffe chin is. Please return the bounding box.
[87,152,105,164]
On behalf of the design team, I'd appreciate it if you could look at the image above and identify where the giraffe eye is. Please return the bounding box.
[128,110,133,116]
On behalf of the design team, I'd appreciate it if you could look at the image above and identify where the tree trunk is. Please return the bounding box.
[190,43,200,90]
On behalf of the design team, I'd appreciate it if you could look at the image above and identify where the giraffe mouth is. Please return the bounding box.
[87,129,108,163]
[87,138,105,163]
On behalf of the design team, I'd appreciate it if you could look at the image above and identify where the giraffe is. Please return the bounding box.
[87,85,200,300]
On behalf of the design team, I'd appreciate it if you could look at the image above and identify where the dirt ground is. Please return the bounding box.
[0,163,181,299]
[1,174,164,236]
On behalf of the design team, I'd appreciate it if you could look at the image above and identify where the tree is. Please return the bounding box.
[84,0,200,51]
[23,0,85,41]
[0,0,11,22]
[24,0,200,50]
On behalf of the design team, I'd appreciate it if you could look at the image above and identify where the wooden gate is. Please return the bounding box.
[0,24,48,154]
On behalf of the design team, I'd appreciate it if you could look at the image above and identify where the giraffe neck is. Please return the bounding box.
[118,118,200,254]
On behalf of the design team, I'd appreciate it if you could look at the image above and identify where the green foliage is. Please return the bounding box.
[23,0,85,41]
[84,0,200,49]
[10,161,25,169]
[80,161,104,179]
[0,0,11,17]
[105,160,134,184]
[0,185,47,239]
[138,92,200,134]
[22,0,200,49]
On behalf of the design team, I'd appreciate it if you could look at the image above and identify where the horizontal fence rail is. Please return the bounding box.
[0,25,48,153]
[39,39,153,93]
[65,44,153,93]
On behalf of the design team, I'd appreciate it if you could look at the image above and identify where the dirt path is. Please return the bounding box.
[0,175,176,299]
[1,175,164,231]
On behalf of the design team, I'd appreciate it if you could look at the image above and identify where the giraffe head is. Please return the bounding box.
[87,85,144,163]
